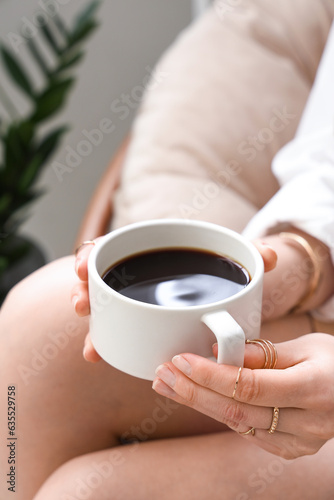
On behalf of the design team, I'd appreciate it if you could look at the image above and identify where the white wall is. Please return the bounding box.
[0,0,192,261]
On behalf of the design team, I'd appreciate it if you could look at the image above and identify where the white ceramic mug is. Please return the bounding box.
[88,219,264,380]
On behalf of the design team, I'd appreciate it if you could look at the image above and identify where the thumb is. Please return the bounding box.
[213,338,300,370]
[243,340,274,369]
[83,334,102,363]
[252,240,277,272]
[211,341,271,369]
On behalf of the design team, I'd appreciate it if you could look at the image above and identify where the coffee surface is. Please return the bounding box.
[102,248,250,307]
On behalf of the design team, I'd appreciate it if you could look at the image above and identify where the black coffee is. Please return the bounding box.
[102,248,250,307]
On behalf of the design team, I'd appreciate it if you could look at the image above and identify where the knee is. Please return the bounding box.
[32,458,82,500]
[2,255,76,308]
[0,271,31,319]
[0,255,88,384]
[33,455,118,500]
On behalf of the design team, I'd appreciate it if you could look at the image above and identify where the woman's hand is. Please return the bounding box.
[71,239,102,362]
[152,333,334,459]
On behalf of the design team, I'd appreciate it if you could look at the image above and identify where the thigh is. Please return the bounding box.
[33,431,334,500]
[0,256,225,499]
[0,256,318,499]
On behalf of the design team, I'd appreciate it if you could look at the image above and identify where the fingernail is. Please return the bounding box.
[261,241,274,250]
[172,355,192,376]
[75,258,81,276]
[72,295,79,309]
[83,343,88,360]
[152,379,177,398]
[155,364,176,387]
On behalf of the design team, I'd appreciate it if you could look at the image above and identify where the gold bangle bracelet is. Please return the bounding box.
[279,232,321,313]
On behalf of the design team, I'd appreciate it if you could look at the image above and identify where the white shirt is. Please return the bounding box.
[243,22,334,320]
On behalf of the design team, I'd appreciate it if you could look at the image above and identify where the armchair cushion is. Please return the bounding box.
[111,0,333,233]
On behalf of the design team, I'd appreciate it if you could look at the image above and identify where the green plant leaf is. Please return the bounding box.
[35,125,69,164]
[0,235,30,271]
[18,125,69,191]
[40,23,62,56]
[16,120,35,147]
[0,194,12,215]
[17,154,43,193]
[0,0,101,278]
[2,121,34,180]
[3,126,22,170]
[67,19,99,49]
[3,125,27,175]
[52,14,68,40]
[26,38,50,78]
[56,51,85,74]
[0,189,42,234]
[73,0,101,31]
[31,78,75,123]
[0,45,35,99]
[0,256,8,275]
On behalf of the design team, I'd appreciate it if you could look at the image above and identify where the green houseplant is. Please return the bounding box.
[0,0,101,303]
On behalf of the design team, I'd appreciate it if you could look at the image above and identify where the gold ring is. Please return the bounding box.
[232,367,242,399]
[239,427,255,436]
[75,240,96,256]
[268,407,280,434]
[246,339,278,369]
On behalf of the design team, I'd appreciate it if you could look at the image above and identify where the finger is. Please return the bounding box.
[213,341,281,370]
[169,345,312,408]
[244,339,284,370]
[83,334,102,363]
[153,373,326,458]
[75,243,94,281]
[71,282,90,317]
[252,240,277,272]
[153,361,281,431]
[239,430,326,460]
[153,362,330,440]
[75,237,103,281]
[153,364,261,430]
[153,362,284,433]
[215,335,307,371]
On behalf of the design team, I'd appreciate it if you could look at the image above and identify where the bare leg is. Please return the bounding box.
[1,256,332,499]
[34,430,334,500]
[32,311,334,500]
[0,257,225,500]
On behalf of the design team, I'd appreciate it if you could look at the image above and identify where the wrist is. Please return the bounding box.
[260,228,331,320]
[278,231,321,314]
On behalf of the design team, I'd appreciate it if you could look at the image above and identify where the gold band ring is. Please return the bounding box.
[232,367,242,399]
[75,240,96,256]
[239,427,255,436]
[268,407,280,434]
[246,339,278,369]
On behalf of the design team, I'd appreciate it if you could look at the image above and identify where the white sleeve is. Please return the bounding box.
[243,22,334,320]
[242,128,334,260]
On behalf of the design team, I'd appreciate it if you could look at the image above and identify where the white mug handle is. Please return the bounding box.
[201,310,245,366]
